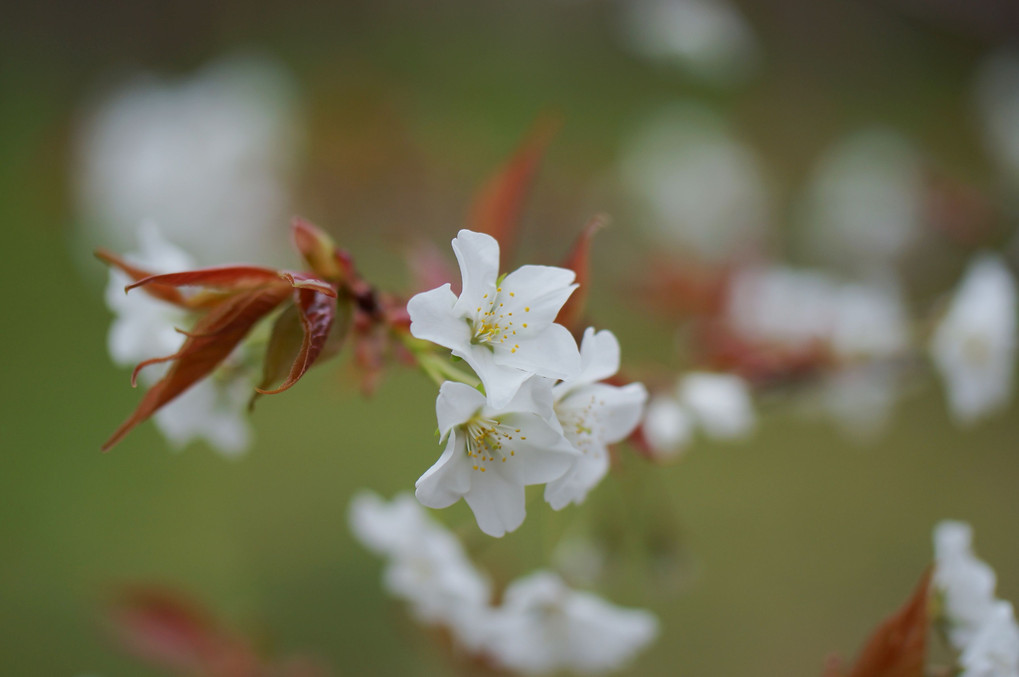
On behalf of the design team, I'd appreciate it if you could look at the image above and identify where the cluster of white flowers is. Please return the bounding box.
[933,521,1019,676]
[642,371,755,459]
[930,254,1018,426]
[104,223,253,455]
[408,230,647,537]
[349,491,659,674]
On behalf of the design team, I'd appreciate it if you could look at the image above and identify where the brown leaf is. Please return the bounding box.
[125,265,283,294]
[255,289,339,396]
[556,214,608,334]
[278,271,338,297]
[108,586,256,675]
[291,217,344,281]
[102,284,292,451]
[95,248,189,308]
[842,568,932,677]
[468,115,561,267]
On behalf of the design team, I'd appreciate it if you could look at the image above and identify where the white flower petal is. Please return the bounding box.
[416,435,472,509]
[436,381,486,439]
[495,324,581,382]
[407,284,471,350]
[575,327,622,386]
[456,346,532,409]
[451,229,500,316]
[544,444,609,510]
[589,382,649,444]
[498,264,577,327]
[463,469,527,538]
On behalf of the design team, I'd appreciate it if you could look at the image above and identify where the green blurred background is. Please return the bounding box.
[3,1,1019,675]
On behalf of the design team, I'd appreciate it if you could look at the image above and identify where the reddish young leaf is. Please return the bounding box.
[468,115,561,267]
[842,568,932,677]
[255,303,305,404]
[95,248,190,308]
[256,289,338,396]
[292,217,344,281]
[125,265,283,294]
[556,214,608,334]
[278,271,338,297]
[102,284,292,451]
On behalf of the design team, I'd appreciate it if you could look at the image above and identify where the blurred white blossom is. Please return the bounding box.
[800,129,924,272]
[829,278,910,361]
[959,601,1019,677]
[481,570,659,675]
[103,223,253,455]
[819,367,900,442]
[76,54,301,266]
[621,105,769,261]
[934,520,999,650]
[678,372,755,440]
[727,266,840,350]
[348,491,492,650]
[727,265,910,437]
[642,394,693,460]
[931,254,1017,425]
[620,0,759,85]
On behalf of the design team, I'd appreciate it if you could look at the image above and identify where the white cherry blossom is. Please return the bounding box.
[935,521,999,650]
[407,229,581,408]
[348,491,492,650]
[481,570,659,675]
[415,379,579,538]
[931,254,1017,425]
[545,328,647,510]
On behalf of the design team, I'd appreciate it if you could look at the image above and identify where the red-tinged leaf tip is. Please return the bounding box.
[843,568,932,677]
[95,249,190,308]
[130,351,182,387]
[291,217,344,280]
[468,114,562,267]
[125,265,282,295]
[279,270,338,297]
[255,289,337,395]
[556,214,608,333]
[102,285,292,451]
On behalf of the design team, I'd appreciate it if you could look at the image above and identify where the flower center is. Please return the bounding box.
[467,288,524,354]
[556,394,602,454]
[463,415,521,472]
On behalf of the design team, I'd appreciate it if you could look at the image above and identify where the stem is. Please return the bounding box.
[399,333,481,388]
